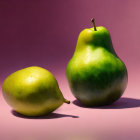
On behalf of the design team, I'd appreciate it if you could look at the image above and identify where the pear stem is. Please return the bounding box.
[91,18,97,31]
[64,98,70,104]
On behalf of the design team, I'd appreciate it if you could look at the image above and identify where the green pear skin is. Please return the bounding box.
[66,20,128,106]
[2,66,70,116]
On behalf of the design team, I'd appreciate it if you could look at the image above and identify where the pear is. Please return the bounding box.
[2,66,70,116]
[66,18,128,106]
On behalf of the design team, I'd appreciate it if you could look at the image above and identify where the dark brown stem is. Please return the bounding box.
[64,98,70,104]
[91,18,97,31]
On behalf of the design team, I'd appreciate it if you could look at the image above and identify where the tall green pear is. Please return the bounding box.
[2,66,70,116]
[66,19,128,106]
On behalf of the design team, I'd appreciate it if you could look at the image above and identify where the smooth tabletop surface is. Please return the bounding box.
[0,71,140,140]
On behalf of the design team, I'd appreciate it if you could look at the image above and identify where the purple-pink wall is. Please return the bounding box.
[0,0,139,85]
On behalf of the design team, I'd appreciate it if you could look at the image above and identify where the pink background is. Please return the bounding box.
[0,0,140,140]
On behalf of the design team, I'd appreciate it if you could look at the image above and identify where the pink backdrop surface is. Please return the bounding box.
[0,0,140,140]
